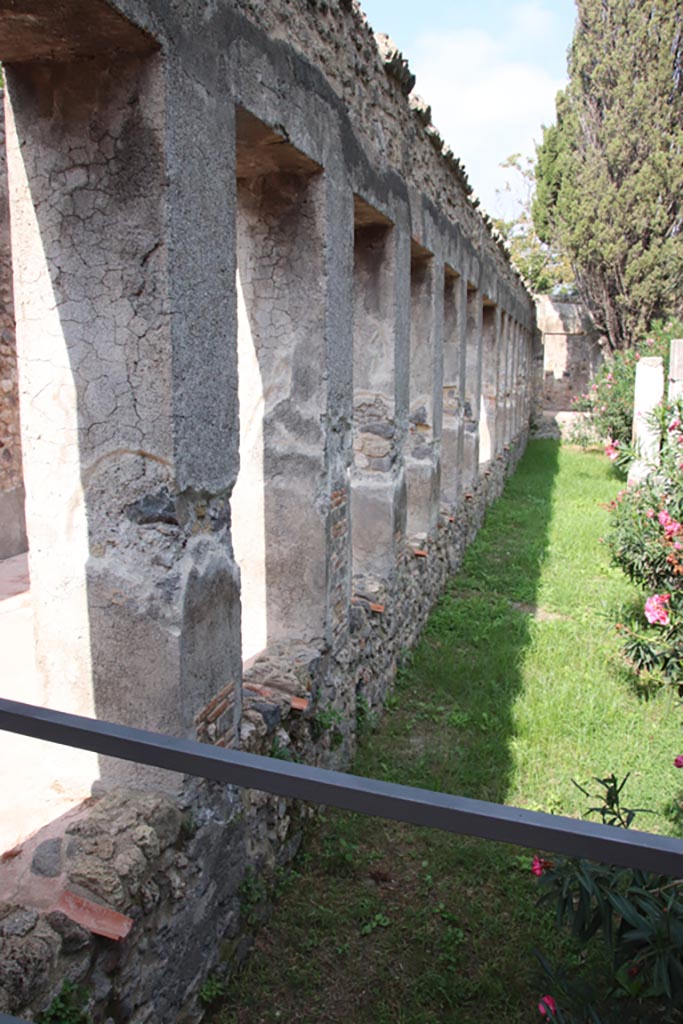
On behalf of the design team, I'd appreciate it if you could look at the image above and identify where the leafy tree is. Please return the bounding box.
[493,154,574,295]
[533,0,683,351]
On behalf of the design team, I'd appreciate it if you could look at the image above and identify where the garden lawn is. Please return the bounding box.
[210,440,683,1024]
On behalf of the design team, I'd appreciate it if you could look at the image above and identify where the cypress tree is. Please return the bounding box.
[533,0,683,350]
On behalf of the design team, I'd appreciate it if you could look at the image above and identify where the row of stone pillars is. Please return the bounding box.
[0,4,535,791]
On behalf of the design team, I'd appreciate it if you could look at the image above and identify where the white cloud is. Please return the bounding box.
[410,14,566,218]
[507,1,558,44]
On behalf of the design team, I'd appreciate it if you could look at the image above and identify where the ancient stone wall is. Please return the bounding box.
[0,440,524,1024]
[536,294,603,413]
[0,1,538,1019]
[0,91,26,559]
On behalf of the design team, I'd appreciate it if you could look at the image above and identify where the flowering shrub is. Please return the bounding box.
[532,776,683,1022]
[541,364,683,1022]
[572,319,683,448]
[543,401,683,1021]
[606,399,683,683]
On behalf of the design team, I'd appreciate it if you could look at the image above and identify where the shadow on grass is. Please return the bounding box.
[213,441,570,1024]
[367,438,562,805]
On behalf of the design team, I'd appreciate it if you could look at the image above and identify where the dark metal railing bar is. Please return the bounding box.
[1,698,683,876]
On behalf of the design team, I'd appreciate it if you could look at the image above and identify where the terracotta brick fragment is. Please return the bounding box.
[54,889,133,941]
[197,682,235,722]
[244,682,276,698]
[203,696,228,720]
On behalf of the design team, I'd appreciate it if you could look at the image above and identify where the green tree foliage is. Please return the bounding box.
[493,154,574,295]
[533,1,683,351]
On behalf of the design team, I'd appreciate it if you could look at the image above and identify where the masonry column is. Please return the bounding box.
[4,24,241,785]
[406,244,441,538]
[519,326,530,433]
[499,315,509,444]
[628,357,665,484]
[351,198,403,580]
[441,267,465,507]
[478,300,499,465]
[463,284,483,489]
[495,312,509,454]
[0,91,27,560]
[511,322,521,438]
[668,338,683,401]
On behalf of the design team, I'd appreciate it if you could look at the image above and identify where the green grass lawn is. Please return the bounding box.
[209,441,683,1024]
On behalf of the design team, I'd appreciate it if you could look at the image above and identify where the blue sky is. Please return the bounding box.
[358,0,577,218]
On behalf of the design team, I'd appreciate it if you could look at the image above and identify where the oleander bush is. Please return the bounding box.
[572,320,682,452]
[606,399,683,685]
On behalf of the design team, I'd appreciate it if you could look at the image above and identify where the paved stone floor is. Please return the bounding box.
[0,552,95,853]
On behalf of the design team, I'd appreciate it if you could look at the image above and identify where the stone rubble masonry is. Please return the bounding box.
[0,93,27,559]
[0,432,527,1024]
[535,294,603,416]
[0,0,538,1019]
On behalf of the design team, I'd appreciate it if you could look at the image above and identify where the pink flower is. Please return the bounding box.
[676,542,683,551]
[674,755,683,768]
[605,440,619,461]
[645,593,671,625]
[658,511,682,538]
[669,418,681,432]
[531,855,553,876]
[539,995,558,1017]
[646,337,654,347]
[646,509,655,519]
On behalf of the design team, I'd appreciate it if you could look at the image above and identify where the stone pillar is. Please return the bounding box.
[0,91,27,560]
[478,302,499,465]
[512,322,522,437]
[351,203,402,579]
[406,245,440,538]
[463,285,483,489]
[4,43,241,786]
[233,157,328,658]
[668,339,683,401]
[495,312,510,453]
[441,267,465,507]
[628,356,664,484]
[517,327,528,432]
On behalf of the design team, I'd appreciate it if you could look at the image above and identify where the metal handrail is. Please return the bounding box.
[2,698,683,875]
[2,695,683,1024]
